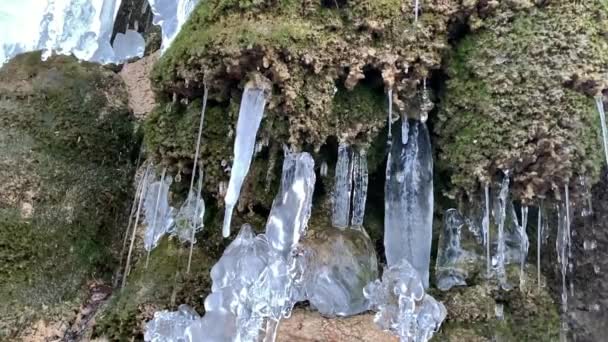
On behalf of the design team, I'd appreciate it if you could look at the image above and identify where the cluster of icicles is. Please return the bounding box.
[130,79,446,342]
[0,0,199,65]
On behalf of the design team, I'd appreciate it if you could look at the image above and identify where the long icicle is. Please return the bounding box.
[122,165,151,289]
[120,164,147,272]
[483,183,491,277]
[222,86,268,238]
[595,96,608,167]
[146,168,167,268]
[186,85,209,274]
[538,200,543,288]
[387,89,393,145]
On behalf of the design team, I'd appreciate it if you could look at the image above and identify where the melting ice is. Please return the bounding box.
[143,169,175,251]
[331,145,369,229]
[384,119,434,287]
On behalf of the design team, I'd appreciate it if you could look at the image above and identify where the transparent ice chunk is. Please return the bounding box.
[112,29,145,61]
[350,149,368,228]
[300,227,378,316]
[144,304,199,342]
[364,260,446,342]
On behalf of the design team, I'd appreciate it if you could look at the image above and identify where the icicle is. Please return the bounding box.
[538,200,543,288]
[493,171,510,288]
[519,206,529,288]
[387,89,393,145]
[384,120,434,288]
[265,151,316,255]
[414,0,420,22]
[401,117,410,145]
[350,149,368,228]
[223,86,268,238]
[557,193,570,342]
[420,78,431,123]
[320,161,328,177]
[332,143,353,229]
[143,168,174,253]
[483,183,491,277]
[596,96,608,168]
[187,175,205,274]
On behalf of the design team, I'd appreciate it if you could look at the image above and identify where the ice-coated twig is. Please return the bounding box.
[122,166,152,289]
[223,86,268,238]
[187,174,204,274]
[185,85,209,273]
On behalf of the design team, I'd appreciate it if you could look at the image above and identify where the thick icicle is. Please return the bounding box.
[350,149,369,228]
[384,120,434,287]
[185,152,316,342]
[596,96,608,167]
[414,0,420,22]
[264,151,316,256]
[148,0,199,53]
[364,259,447,342]
[331,143,353,229]
[223,86,268,238]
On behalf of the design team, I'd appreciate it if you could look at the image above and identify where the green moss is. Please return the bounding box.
[0,52,135,337]
[436,2,608,200]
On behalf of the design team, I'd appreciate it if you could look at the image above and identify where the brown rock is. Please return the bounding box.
[277,309,397,342]
[119,52,158,119]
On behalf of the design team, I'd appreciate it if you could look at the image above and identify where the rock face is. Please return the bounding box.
[277,309,397,342]
[0,52,136,339]
[565,169,608,341]
[436,1,608,201]
[120,52,159,119]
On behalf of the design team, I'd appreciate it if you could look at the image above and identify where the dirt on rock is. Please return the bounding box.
[119,52,158,119]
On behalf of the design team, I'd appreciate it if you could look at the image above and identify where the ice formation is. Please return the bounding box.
[0,0,201,65]
[112,29,145,61]
[351,149,369,228]
[331,143,354,229]
[143,169,175,251]
[364,260,447,342]
[148,0,199,53]
[519,206,529,287]
[556,188,572,340]
[300,227,378,316]
[384,119,434,288]
[435,209,483,291]
[173,176,204,244]
[180,152,316,342]
[596,96,608,167]
[483,184,491,276]
[144,305,200,342]
[223,86,268,238]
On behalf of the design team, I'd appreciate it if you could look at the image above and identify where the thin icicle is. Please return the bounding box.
[557,194,570,342]
[483,183,491,277]
[538,200,543,288]
[520,206,529,288]
[351,149,368,228]
[223,86,268,238]
[387,89,393,145]
[332,143,353,229]
[186,174,205,274]
[146,168,168,268]
[414,0,420,22]
[595,96,608,167]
